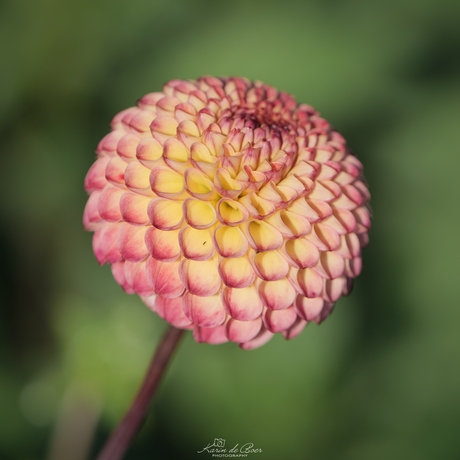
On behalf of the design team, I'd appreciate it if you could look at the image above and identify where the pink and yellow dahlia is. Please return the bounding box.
[83,76,371,349]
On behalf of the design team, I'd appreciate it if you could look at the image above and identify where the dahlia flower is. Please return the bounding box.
[83,76,371,350]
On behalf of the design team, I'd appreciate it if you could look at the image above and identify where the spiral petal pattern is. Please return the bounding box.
[84,76,371,349]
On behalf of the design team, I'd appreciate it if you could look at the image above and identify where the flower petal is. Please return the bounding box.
[259,279,296,310]
[93,224,122,264]
[179,227,214,260]
[182,292,226,327]
[239,327,274,350]
[253,250,289,281]
[183,199,216,229]
[282,317,308,340]
[193,324,228,344]
[145,227,180,262]
[98,187,124,222]
[297,268,324,298]
[294,296,324,321]
[264,306,297,333]
[324,277,346,302]
[148,198,184,230]
[285,238,319,269]
[117,224,149,261]
[124,260,154,296]
[179,259,222,296]
[226,317,262,343]
[214,226,248,258]
[219,257,255,288]
[146,258,184,298]
[223,285,263,321]
[319,251,345,280]
[246,220,283,251]
[111,261,134,293]
[120,193,150,225]
[144,295,192,329]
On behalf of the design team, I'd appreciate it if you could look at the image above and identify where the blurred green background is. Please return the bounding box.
[1,0,459,459]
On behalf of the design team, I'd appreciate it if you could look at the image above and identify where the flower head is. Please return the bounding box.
[83,76,371,349]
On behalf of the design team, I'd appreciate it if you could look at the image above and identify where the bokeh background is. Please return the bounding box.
[1,0,459,459]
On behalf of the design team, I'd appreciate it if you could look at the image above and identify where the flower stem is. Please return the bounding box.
[96,326,185,460]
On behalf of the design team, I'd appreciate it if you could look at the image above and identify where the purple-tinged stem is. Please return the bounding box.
[96,326,185,460]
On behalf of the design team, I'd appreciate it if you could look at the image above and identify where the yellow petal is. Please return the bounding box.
[179,227,214,260]
[247,220,283,251]
[216,199,248,226]
[183,199,216,229]
[148,198,183,230]
[214,225,248,258]
[253,250,289,281]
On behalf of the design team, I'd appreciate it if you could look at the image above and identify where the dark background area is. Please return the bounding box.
[1,0,459,459]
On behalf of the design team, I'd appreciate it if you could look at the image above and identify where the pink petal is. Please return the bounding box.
[148,198,184,230]
[297,268,324,298]
[306,199,332,219]
[319,251,345,279]
[150,115,179,137]
[264,306,297,333]
[239,327,274,350]
[150,295,193,328]
[282,317,308,339]
[97,130,124,154]
[136,137,163,168]
[84,156,109,191]
[124,260,154,296]
[145,227,180,262]
[307,181,336,201]
[223,285,263,321]
[324,277,346,302]
[124,161,154,195]
[129,111,155,133]
[259,279,296,310]
[219,257,255,288]
[294,296,324,321]
[314,223,341,251]
[353,206,372,231]
[345,233,361,258]
[284,238,320,269]
[332,208,357,233]
[314,301,335,324]
[193,324,228,344]
[98,187,124,222]
[105,155,127,187]
[116,133,140,160]
[119,193,151,225]
[179,259,222,296]
[342,184,364,206]
[182,292,227,327]
[345,257,362,278]
[117,224,149,261]
[226,317,262,343]
[83,191,102,230]
[146,258,184,298]
[93,224,122,264]
[111,261,134,293]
